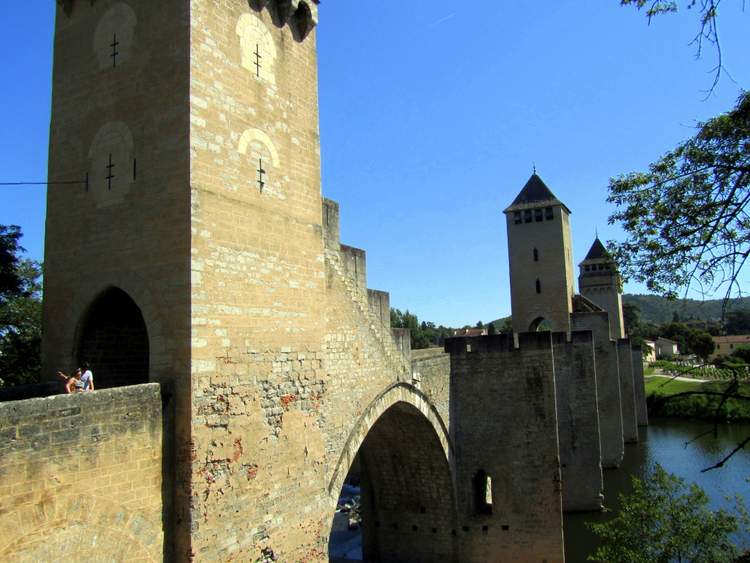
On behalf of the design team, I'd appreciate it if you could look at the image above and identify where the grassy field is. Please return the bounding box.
[646,375,750,420]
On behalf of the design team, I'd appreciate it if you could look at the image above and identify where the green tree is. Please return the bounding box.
[608,92,750,305]
[0,227,42,387]
[1,225,26,302]
[589,464,740,562]
[689,329,716,361]
[623,302,642,335]
[725,309,750,335]
[730,345,750,364]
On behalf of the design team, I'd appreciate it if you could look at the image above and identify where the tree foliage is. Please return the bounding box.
[725,309,750,334]
[588,464,741,562]
[0,225,26,303]
[390,309,454,349]
[608,92,750,306]
[0,226,42,387]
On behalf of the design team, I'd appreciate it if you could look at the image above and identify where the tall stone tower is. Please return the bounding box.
[504,174,575,333]
[578,238,626,339]
[44,0,322,558]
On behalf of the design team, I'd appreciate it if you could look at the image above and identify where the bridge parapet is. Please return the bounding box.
[0,383,164,561]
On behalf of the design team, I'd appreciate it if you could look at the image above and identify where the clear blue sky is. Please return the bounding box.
[0,2,747,327]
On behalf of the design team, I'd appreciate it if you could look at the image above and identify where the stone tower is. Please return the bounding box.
[504,174,575,333]
[44,0,323,558]
[578,238,625,339]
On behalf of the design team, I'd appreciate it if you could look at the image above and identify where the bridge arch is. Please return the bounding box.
[328,383,457,562]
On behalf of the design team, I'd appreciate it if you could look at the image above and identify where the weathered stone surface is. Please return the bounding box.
[572,312,624,468]
[552,331,604,512]
[632,346,649,427]
[447,333,565,563]
[0,385,163,561]
[618,338,639,443]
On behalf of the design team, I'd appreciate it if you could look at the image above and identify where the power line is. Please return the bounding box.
[0,181,87,186]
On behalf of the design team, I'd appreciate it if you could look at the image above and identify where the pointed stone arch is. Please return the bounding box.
[56,272,169,385]
[328,382,452,499]
[327,383,458,562]
[76,286,149,389]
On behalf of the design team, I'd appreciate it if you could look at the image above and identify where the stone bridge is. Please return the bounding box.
[0,2,645,562]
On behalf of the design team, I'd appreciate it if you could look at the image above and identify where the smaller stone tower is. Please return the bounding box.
[504,174,575,333]
[578,238,625,339]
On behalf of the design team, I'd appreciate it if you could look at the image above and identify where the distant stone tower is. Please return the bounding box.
[578,238,625,339]
[504,174,575,333]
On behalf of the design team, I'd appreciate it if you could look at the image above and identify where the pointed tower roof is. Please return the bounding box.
[582,237,610,262]
[504,173,570,213]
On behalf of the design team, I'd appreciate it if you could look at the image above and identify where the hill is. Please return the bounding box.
[622,294,750,325]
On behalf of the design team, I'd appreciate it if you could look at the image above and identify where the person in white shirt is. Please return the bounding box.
[58,364,95,393]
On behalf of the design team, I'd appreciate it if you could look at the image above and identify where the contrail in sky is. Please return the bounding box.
[430,13,456,27]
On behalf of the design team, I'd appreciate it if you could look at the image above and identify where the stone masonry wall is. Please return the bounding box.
[447,333,564,563]
[572,312,624,468]
[551,331,603,512]
[632,347,648,426]
[0,384,163,561]
[618,338,639,443]
[411,348,451,427]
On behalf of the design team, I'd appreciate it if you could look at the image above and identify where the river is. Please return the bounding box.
[564,417,750,562]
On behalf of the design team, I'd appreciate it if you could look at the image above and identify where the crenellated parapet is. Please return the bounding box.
[248,0,319,39]
[57,0,319,40]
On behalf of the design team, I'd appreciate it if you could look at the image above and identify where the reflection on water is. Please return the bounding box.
[564,418,750,562]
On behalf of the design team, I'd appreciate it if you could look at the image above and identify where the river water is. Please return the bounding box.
[564,417,750,562]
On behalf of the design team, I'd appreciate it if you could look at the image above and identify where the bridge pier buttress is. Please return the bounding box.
[572,312,625,468]
[617,339,640,443]
[551,331,604,512]
[631,346,649,427]
[446,333,565,563]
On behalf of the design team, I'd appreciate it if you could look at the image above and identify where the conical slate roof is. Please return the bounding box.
[583,237,610,261]
[504,173,570,213]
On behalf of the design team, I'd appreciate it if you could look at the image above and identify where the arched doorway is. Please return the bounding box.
[328,396,457,562]
[77,287,149,389]
[529,317,552,332]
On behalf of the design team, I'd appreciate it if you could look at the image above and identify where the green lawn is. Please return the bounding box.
[645,375,750,420]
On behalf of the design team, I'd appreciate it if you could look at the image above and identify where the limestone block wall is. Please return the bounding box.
[572,312,624,468]
[411,348,451,427]
[447,333,564,563]
[0,384,163,561]
[618,339,639,443]
[367,289,391,329]
[631,347,649,426]
[551,331,603,512]
[44,4,192,555]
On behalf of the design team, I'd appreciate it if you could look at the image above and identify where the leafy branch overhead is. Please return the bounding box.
[607,91,750,305]
[620,0,726,93]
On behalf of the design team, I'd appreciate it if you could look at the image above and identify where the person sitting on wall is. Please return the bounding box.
[57,367,94,393]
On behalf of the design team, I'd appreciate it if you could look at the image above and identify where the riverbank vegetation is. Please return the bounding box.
[588,463,744,562]
[646,375,750,421]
